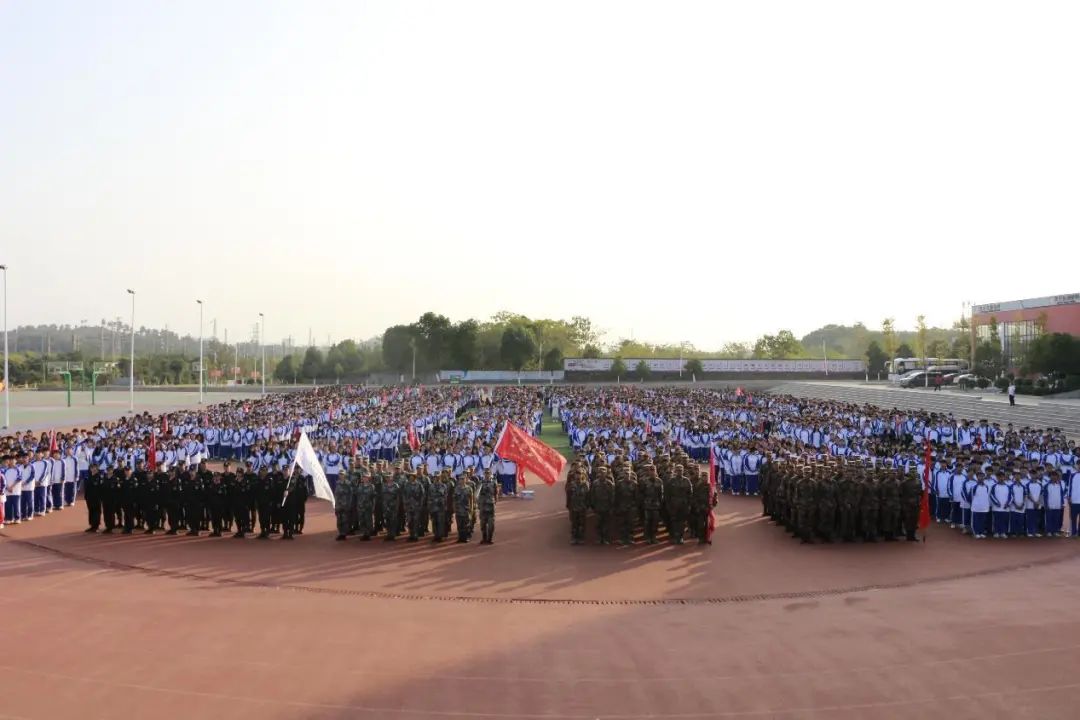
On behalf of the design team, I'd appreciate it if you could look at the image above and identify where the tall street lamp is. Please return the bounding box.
[196,299,204,404]
[1,264,9,429]
[126,289,135,413]
[259,312,266,396]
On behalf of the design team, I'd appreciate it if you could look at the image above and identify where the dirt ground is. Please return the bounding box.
[3,481,1080,719]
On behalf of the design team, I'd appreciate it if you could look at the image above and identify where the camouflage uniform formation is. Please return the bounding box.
[761,457,923,543]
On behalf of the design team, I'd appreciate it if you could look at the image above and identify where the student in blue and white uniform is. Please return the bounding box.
[967,473,992,539]
[1043,471,1066,537]
[496,456,517,496]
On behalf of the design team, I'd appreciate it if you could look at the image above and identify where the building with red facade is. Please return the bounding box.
[971,293,1080,370]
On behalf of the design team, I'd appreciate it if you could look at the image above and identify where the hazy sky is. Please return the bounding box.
[2,1,1077,349]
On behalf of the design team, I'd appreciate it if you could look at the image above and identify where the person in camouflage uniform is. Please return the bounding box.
[566,467,591,545]
[836,464,861,542]
[372,460,386,533]
[427,470,449,542]
[665,464,693,544]
[879,470,902,541]
[815,465,837,542]
[614,468,639,546]
[354,469,377,540]
[333,472,356,541]
[403,471,425,542]
[453,474,475,543]
[639,464,664,544]
[900,469,922,541]
[590,466,616,544]
[477,469,499,544]
[860,473,881,542]
[689,469,711,541]
[794,467,817,544]
[381,468,403,541]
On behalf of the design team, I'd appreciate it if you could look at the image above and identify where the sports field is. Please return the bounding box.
[0,389,259,431]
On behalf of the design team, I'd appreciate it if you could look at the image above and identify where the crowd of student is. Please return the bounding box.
[552,386,1078,539]
[1,386,543,528]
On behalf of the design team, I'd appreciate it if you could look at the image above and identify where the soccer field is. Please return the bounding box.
[0,389,261,432]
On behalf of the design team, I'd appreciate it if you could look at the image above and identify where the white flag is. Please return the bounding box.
[291,430,335,509]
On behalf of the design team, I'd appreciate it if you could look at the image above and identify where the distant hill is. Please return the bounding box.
[800,323,965,359]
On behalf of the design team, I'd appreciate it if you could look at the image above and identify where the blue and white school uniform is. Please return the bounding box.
[3,465,20,523]
[1043,479,1065,536]
[1023,477,1042,537]
[1068,474,1080,537]
[744,452,762,495]
[967,480,991,538]
[324,452,343,490]
[496,458,517,495]
[1008,479,1026,536]
[30,458,49,516]
[950,471,969,529]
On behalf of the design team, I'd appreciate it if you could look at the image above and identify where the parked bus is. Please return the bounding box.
[886,357,969,382]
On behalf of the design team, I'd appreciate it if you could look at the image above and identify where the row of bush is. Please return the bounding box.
[993,373,1080,396]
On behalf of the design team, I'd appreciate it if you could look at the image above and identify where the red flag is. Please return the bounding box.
[735,386,743,397]
[704,483,717,543]
[148,431,157,471]
[406,422,419,452]
[292,426,301,442]
[162,415,169,436]
[708,445,717,488]
[645,419,652,435]
[494,421,567,487]
[918,439,932,531]
[201,414,208,428]
[351,437,358,458]
[329,404,335,420]
[49,430,58,453]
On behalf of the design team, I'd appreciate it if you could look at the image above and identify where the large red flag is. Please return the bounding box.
[49,430,58,454]
[148,431,157,471]
[918,439,932,531]
[406,422,419,452]
[494,422,567,487]
[707,445,717,488]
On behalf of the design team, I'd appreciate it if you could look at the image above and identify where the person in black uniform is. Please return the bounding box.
[207,471,227,537]
[142,463,165,534]
[163,467,184,535]
[102,466,123,534]
[270,469,287,534]
[196,460,214,531]
[183,465,203,536]
[231,463,252,538]
[282,471,306,539]
[83,464,104,533]
[254,467,274,539]
[120,465,140,534]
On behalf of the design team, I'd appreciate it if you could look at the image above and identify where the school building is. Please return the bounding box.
[971,292,1080,370]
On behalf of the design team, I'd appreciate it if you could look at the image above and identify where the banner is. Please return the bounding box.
[289,431,335,508]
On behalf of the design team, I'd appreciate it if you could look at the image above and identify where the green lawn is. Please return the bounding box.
[541,410,573,459]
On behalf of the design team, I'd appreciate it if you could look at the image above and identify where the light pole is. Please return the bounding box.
[126,289,135,413]
[1,264,9,429]
[196,299,204,404]
[258,312,265,396]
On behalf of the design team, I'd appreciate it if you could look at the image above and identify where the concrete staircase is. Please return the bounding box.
[769,381,1080,439]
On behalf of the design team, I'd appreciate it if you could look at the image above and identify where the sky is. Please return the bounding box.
[1,0,1077,350]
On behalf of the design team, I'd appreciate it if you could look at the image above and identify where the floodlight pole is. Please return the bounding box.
[1,263,8,429]
[127,289,135,413]
[197,299,204,404]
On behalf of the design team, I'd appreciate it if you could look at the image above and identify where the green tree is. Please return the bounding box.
[926,339,950,360]
[415,312,453,371]
[718,342,750,359]
[865,341,887,375]
[542,347,564,371]
[382,325,416,373]
[881,318,897,360]
[895,342,915,358]
[449,320,480,369]
[301,347,324,381]
[500,325,536,370]
[610,357,627,380]
[1024,333,1080,376]
[753,330,802,359]
[684,358,703,377]
[915,315,928,361]
[582,344,601,359]
[635,359,651,380]
[274,354,297,382]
